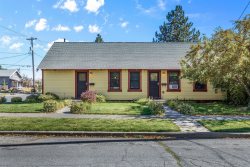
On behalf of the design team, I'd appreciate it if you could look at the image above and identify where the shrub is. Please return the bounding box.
[146,101,164,115]
[43,100,65,112]
[176,103,195,115]
[136,98,152,105]
[11,97,22,103]
[81,91,96,103]
[63,99,72,106]
[45,92,60,100]
[0,96,7,104]
[25,94,39,103]
[166,100,179,110]
[70,102,92,114]
[38,94,55,102]
[96,94,106,103]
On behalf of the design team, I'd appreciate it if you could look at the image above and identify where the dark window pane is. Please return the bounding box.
[168,72,180,90]
[194,82,206,91]
[110,72,120,89]
[130,72,140,89]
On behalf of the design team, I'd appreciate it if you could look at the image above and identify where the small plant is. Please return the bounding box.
[43,100,65,112]
[63,99,72,106]
[81,91,96,103]
[38,94,55,102]
[146,101,164,115]
[136,98,152,105]
[70,102,92,114]
[45,92,60,100]
[96,94,106,103]
[166,100,179,110]
[0,96,7,104]
[11,97,22,103]
[176,103,195,115]
[25,94,39,103]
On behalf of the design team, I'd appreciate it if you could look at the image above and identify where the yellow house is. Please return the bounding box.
[38,42,225,101]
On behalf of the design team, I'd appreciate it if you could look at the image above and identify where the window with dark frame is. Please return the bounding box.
[109,71,121,91]
[168,71,180,91]
[129,71,141,91]
[194,82,207,92]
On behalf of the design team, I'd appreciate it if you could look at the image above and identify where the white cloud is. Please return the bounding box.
[35,18,48,31]
[53,0,79,13]
[47,38,68,50]
[25,19,37,28]
[186,13,201,19]
[85,0,104,14]
[157,0,166,10]
[73,25,84,32]
[120,21,129,28]
[88,24,101,33]
[0,35,11,45]
[52,24,71,31]
[9,42,24,50]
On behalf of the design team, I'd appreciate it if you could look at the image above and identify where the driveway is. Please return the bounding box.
[0,93,30,102]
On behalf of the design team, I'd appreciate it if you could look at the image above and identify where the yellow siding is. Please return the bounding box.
[43,69,225,100]
[43,70,75,98]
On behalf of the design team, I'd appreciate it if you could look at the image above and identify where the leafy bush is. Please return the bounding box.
[176,103,195,115]
[25,94,39,103]
[81,91,96,103]
[96,94,106,103]
[11,97,22,103]
[146,101,164,115]
[70,102,92,114]
[166,100,179,110]
[38,94,55,102]
[136,98,152,105]
[0,96,7,104]
[226,85,248,106]
[45,92,60,100]
[43,100,65,112]
[63,99,72,106]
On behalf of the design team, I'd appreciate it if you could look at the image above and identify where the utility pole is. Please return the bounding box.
[26,37,37,92]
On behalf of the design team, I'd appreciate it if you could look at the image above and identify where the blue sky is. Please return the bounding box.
[0,0,249,79]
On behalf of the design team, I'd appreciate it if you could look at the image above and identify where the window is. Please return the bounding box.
[128,70,141,91]
[193,82,207,92]
[108,70,121,91]
[167,70,181,91]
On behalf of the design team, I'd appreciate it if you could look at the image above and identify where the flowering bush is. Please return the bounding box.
[81,91,96,103]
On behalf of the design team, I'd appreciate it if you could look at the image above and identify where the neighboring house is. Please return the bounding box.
[38,42,224,100]
[0,69,22,89]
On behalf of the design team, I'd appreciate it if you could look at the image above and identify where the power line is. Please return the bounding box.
[238,0,250,20]
[0,64,31,67]
[0,53,29,60]
[0,51,27,55]
[0,24,28,38]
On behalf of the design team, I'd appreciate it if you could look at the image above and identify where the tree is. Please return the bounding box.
[95,34,104,43]
[180,15,250,106]
[153,5,200,42]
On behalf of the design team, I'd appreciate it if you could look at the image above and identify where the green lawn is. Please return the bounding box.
[0,103,43,113]
[0,117,180,132]
[84,102,151,115]
[187,102,250,115]
[199,120,250,132]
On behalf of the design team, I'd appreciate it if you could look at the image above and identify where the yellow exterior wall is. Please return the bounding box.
[43,69,225,100]
[43,70,75,98]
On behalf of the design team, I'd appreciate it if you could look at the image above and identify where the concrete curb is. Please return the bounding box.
[1,131,250,139]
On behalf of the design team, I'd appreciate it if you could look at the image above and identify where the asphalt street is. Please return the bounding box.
[0,136,249,167]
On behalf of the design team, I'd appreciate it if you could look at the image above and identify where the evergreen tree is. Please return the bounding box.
[153,5,200,42]
[95,34,104,43]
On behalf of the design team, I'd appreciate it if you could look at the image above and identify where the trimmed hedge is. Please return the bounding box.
[45,92,60,100]
[11,97,22,103]
[25,94,39,103]
[70,102,92,114]
[0,96,7,104]
[38,94,55,102]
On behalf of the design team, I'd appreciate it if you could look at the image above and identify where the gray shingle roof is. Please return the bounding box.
[38,42,193,70]
[0,69,17,77]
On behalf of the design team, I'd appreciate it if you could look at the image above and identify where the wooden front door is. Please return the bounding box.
[148,71,160,99]
[76,72,88,99]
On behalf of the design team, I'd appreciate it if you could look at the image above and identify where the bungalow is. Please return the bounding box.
[38,42,224,100]
[0,69,22,90]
